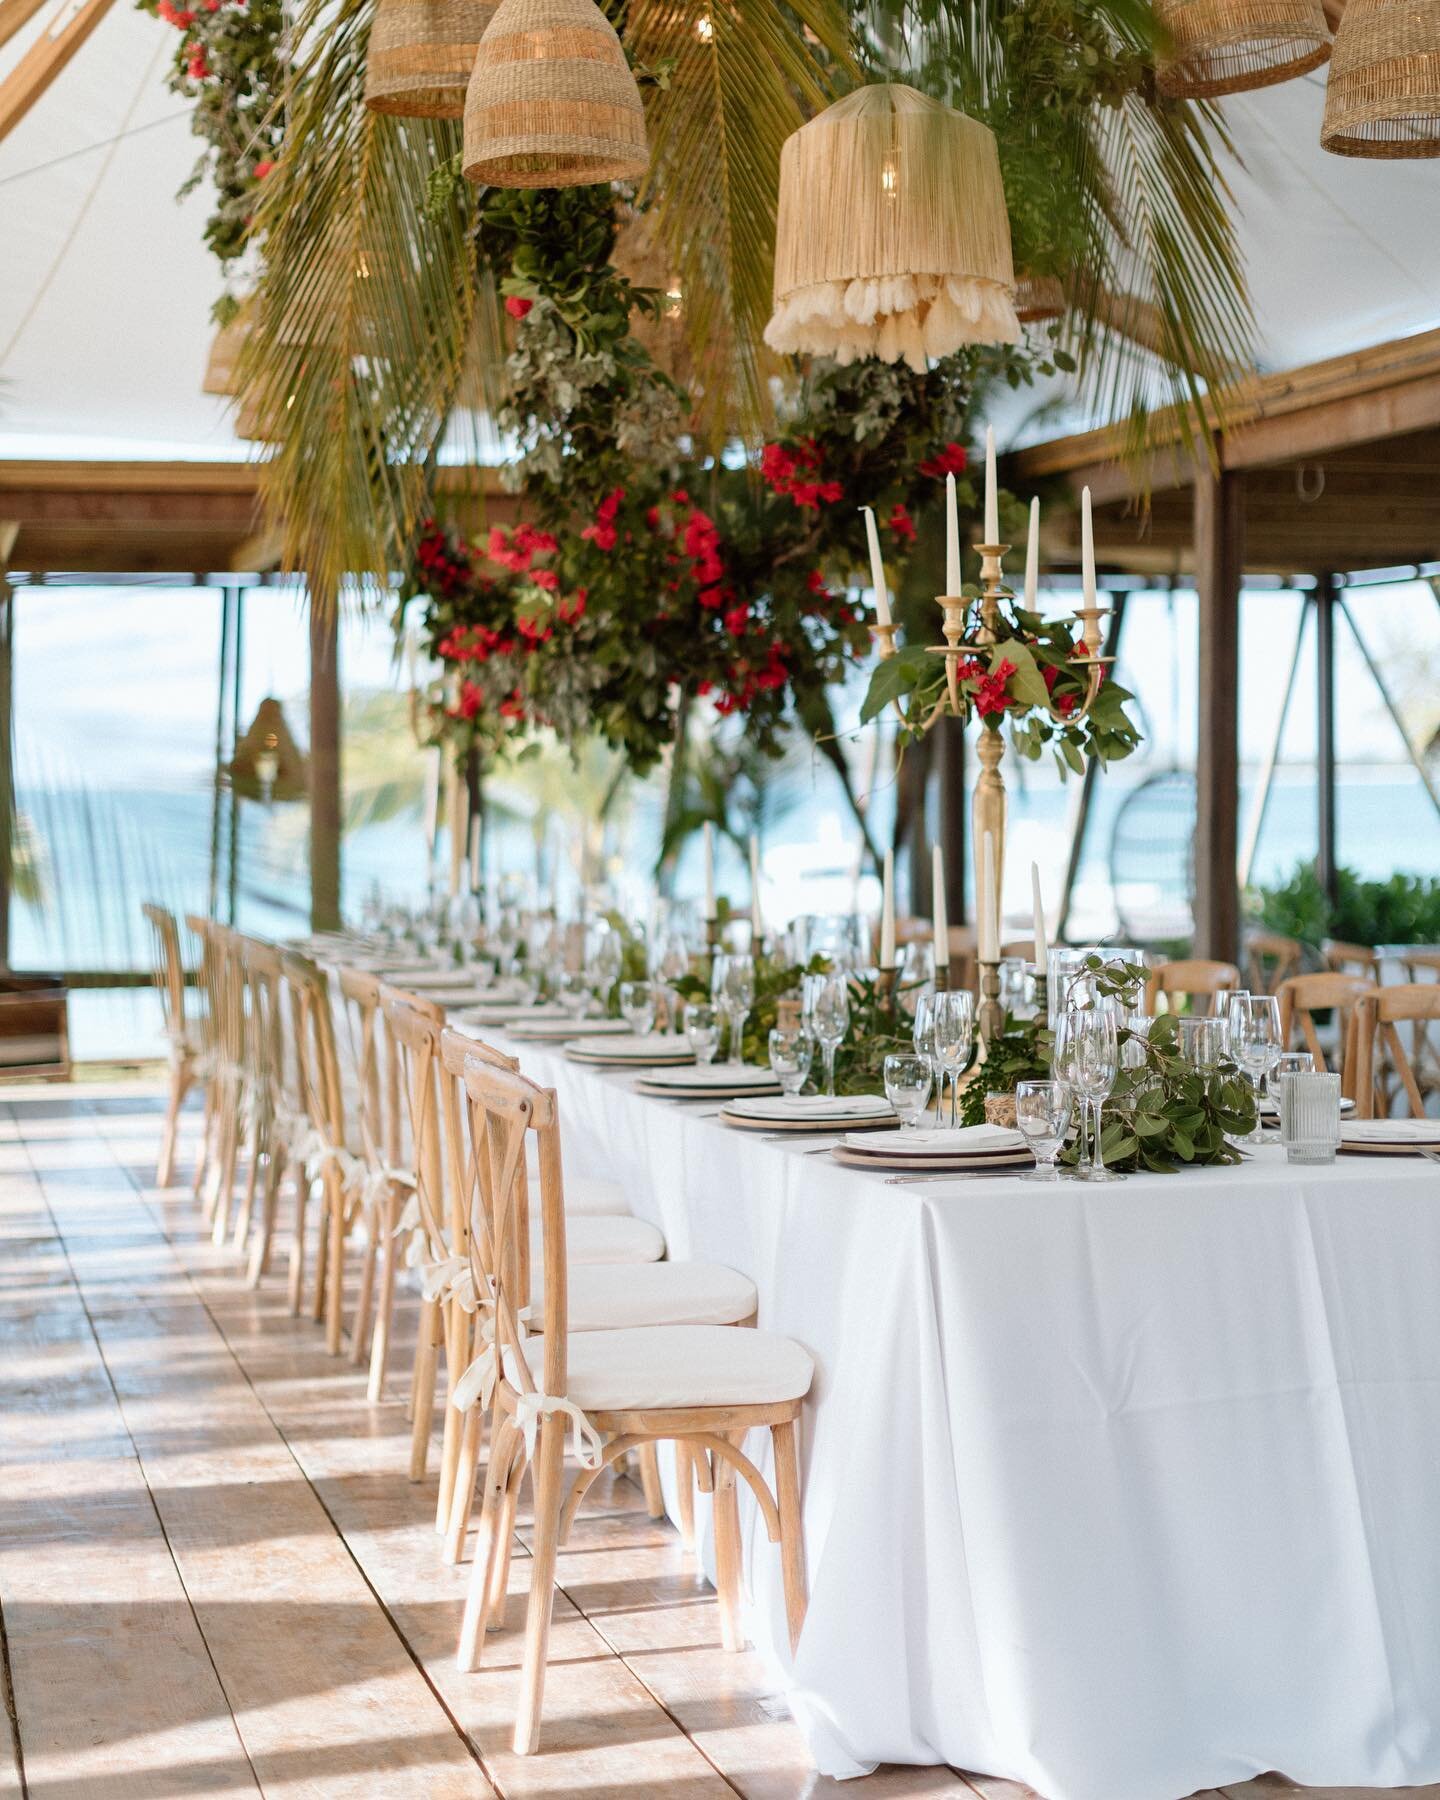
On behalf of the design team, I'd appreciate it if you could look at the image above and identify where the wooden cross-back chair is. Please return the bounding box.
[1244,931,1303,995]
[183,914,222,1202]
[1397,951,1440,1103]
[378,986,472,1503]
[1324,938,1381,982]
[229,935,291,1269]
[142,901,199,1188]
[1275,972,1378,1101]
[453,1054,813,1757]
[1145,959,1242,1017]
[277,950,355,1345]
[331,966,403,1378]
[1354,984,1440,1119]
[190,920,248,1240]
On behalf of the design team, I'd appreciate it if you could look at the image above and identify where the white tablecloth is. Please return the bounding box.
[493,1032,1440,1800]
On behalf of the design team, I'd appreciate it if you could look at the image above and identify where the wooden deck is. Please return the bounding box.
[1,1080,1436,1800]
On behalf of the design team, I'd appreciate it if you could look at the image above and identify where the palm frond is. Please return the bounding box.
[628,0,857,448]
[239,0,478,603]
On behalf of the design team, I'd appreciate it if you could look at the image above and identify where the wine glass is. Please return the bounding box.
[684,1002,720,1065]
[1015,1079,1073,1182]
[719,953,756,1066]
[1053,1002,1122,1181]
[768,1026,813,1097]
[618,979,656,1037]
[807,973,851,1099]
[1227,993,1282,1144]
[930,990,976,1128]
[884,1053,933,1131]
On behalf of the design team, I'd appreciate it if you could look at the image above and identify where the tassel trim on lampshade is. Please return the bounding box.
[765,84,1019,373]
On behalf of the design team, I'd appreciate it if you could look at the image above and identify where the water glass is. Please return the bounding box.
[806,972,851,1099]
[1267,1049,1315,1104]
[718,953,756,1066]
[618,980,656,1037]
[558,970,591,1019]
[883,1053,933,1130]
[684,1002,720,1065]
[998,956,1031,1020]
[1279,1070,1342,1164]
[768,1026,813,1097]
[1227,993,1282,1144]
[1180,1015,1224,1070]
[1053,1001,1122,1181]
[1015,1079,1073,1182]
[931,989,976,1128]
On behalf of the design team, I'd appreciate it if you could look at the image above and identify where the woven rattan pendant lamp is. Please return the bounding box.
[764,85,1019,375]
[1322,0,1440,156]
[462,0,647,188]
[365,0,498,118]
[1013,273,1066,323]
[1155,0,1331,96]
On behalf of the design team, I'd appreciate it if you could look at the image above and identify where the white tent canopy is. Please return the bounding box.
[3,2,1440,459]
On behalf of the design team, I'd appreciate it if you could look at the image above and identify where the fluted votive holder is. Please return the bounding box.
[1279,1071,1342,1164]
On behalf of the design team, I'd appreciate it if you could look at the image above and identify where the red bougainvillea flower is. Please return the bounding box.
[1042,663,1060,694]
[975,658,1017,718]
[557,589,587,624]
[252,159,274,179]
[581,521,617,551]
[456,680,484,721]
[504,296,534,320]
[723,604,750,638]
[1055,692,1077,717]
[499,689,526,721]
[531,568,559,592]
[186,46,211,78]
[918,441,969,480]
[888,502,916,544]
[806,568,828,596]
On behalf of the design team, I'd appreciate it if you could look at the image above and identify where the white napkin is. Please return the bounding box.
[1340,1118,1440,1144]
[639,1064,778,1089]
[727,1094,894,1121]
[843,1123,1027,1155]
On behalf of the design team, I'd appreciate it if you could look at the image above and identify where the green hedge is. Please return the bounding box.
[1250,862,1440,950]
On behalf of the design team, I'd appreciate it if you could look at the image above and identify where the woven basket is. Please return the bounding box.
[1014,273,1066,324]
[765,84,1018,373]
[983,1092,1018,1129]
[365,0,498,118]
[463,0,648,188]
[1156,0,1331,97]
[1322,0,1440,157]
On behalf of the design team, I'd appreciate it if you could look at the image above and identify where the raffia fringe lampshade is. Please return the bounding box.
[365,0,498,117]
[1322,0,1440,156]
[764,85,1018,374]
[462,0,648,188]
[1155,0,1331,97]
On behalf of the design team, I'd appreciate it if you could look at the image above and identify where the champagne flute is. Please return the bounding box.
[808,973,851,1099]
[720,953,756,1066]
[1054,1001,1122,1182]
[1227,993,1282,1144]
[931,990,976,1128]
[618,979,656,1037]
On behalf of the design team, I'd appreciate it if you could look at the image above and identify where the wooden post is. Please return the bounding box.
[309,599,342,932]
[1193,459,1244,964]
[938,714,968,926]
[1314,571,1338,907]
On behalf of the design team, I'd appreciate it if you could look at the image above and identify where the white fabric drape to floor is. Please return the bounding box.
[476,1029,1440,1800]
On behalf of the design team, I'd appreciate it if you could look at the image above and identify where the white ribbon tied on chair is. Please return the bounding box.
[513,1391,605,1471]
[419,1254,481,1312]
[450,1317,500,1414]
[353,1162,416,1226]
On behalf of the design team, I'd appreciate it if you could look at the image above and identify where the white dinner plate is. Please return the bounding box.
[1259,1096,1356,1117]
[637,1074,784,1099]
[842,1124,1027,1158]
[1337,1119,1440,1155]
[507,1018,631,1041]
[564,1036,695,1067]
[830,1144,1035,1173]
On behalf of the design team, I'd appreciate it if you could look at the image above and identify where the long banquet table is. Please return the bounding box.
[478,1025,1440,1800]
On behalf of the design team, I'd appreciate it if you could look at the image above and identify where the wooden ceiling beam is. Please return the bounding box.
[0,0,50,52]
[0,0,116,143]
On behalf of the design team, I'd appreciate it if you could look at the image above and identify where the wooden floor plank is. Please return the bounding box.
[14,1098,489,1800]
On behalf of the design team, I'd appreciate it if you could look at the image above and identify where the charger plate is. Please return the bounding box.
[1337,1119,1440,1156]
[830,1143,1035,1173]
[565,1036,694,1068]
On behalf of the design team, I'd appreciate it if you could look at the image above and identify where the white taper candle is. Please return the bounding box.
[932,843,949,967]
[945,473,961,595]
[880,847,896,969]
[1081,485,1096,608]
[749,833,763,942]
[1024,496,1040,611]
[702,822,717,921]
[1031,861,1048,970]
[984,426,999,544]
[861,506,892,628]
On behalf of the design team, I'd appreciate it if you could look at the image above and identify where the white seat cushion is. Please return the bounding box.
[564,1175,631,1217]
[532,1214,665,1266]
[534,1261,757,1332]
[504,1324,813,1411]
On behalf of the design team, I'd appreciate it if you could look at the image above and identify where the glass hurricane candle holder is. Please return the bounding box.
[1279,1070,1342,1164]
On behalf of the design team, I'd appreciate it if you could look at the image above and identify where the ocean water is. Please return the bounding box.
[12,765,1438,1061]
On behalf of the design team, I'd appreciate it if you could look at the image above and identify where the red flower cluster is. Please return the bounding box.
[682,506,727,606]
[504,296,534,321]
[706,641,791,716]
[918,441,969,480]
[437,625,514,665]
[157,0,197,25]
[580,488,625,553]
[975,658,1017,718]
[186,44,211,77]
[760,439,842,511]
[888,502,916,544]
[487,521,558,575]
[415,519,474,602]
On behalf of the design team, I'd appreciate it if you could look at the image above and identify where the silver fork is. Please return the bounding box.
[1419,1147,1440,1164]
[884,1171,1002,1186]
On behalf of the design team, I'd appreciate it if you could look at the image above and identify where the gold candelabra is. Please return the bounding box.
[872,539,1113,1048]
